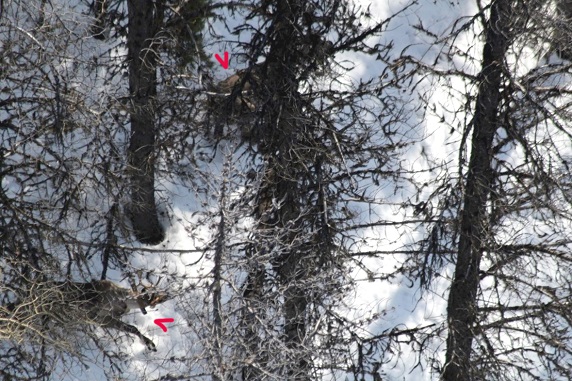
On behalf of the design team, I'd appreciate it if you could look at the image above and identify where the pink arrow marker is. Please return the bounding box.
[154,318,174,332]
[214,52,229,69]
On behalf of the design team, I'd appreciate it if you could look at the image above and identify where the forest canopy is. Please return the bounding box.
[1,1,572,380]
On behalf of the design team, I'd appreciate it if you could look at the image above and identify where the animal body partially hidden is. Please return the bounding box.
[2,279,169,351]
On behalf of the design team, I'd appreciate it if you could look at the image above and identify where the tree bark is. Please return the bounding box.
[241,0,312,378]
[127,0,164,245]
[442,1,514,380]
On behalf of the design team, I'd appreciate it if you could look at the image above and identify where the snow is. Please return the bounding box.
[4,0,572,379]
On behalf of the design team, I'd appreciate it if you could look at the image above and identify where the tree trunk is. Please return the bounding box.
[442,1,513,380]
[126,0,164,245]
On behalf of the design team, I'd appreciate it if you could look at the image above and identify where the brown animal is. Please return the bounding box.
[3,279,169,351]
[218,71,250,94]
[216,69,257,113]
[206,68,260,139]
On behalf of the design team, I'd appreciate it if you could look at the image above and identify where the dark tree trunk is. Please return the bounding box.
[442,1,514,380]
[240,0,311,377]
[253,0,310,378]
[126,0,164,245]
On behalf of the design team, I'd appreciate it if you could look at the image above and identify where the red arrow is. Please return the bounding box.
[154,318,174,332]
[214,52,229,69]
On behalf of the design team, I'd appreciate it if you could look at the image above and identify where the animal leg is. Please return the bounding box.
[104,318,157,352]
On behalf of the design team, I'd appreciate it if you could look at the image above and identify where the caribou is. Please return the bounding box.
[2,279,169,351]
